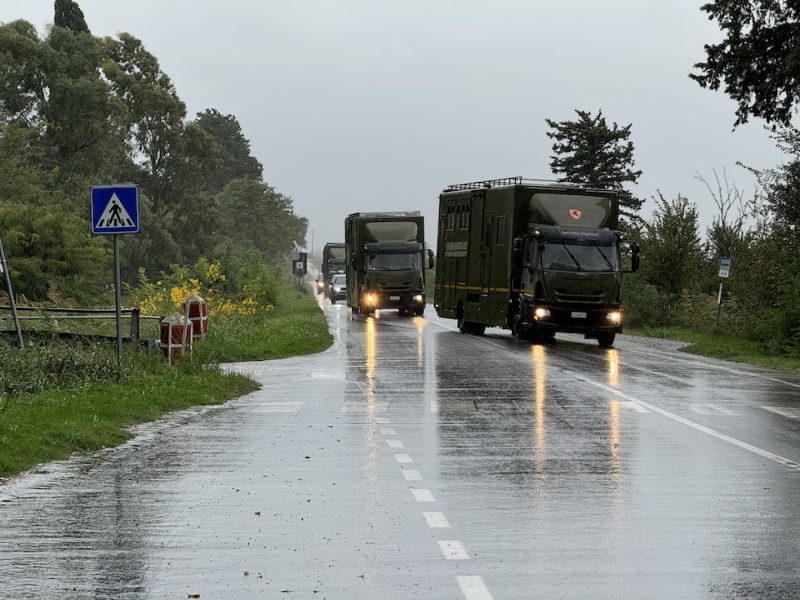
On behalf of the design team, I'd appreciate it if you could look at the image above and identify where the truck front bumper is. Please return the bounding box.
[530,306,624,335]
[362,292,426,310]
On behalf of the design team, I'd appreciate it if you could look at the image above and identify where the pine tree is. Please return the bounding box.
[545,109,643,226]
[690,0,800,127]
[53,0,89,34]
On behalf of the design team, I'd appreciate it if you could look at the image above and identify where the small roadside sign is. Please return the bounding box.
[91,185,139,235]
[718,256,732,278]
[293,260,306,276]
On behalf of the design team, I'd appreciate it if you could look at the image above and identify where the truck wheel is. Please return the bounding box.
[398,308,407,317]
[512,313,531,342]
[471,324,486,336]
[597,332,616,348]
[414,307,425,317]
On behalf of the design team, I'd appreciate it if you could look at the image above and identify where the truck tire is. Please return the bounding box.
[597,332,616,348]
[512,312,532,342]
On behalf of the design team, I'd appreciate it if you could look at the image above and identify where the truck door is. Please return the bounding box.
[480,211,494,305]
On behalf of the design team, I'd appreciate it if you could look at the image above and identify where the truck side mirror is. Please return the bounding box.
[427,249,435,269]
[512,238,524,263]
[623,241,640,273]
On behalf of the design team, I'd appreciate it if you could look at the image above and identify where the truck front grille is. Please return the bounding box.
[554,288,606,306]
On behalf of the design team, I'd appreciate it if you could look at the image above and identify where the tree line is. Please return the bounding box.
[0,0,306,304]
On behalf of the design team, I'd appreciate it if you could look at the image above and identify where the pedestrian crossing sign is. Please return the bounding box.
[91,185,140,234]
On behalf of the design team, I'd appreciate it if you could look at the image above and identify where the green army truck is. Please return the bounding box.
[434,177,639,347]
[319,243,346,296]
[345,212,434,316]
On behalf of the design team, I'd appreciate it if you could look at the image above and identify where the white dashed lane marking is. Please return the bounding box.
[394,453,413,464]
[411,489,435,502]
[456,576,494,600]
[387,439,405,449]
[402,469,423,481]
[438,540,469,560]
[423,512,451,528]
[380,427,397,436]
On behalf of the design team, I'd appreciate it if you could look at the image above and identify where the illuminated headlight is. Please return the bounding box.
[606,310,623,325]
[413,294,424,303]
[317,281,325,289]
[365,293,377,305]
[533,307,551,320]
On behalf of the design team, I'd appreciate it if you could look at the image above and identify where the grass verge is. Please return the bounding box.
[627,326,800,371]
[0,292,333,480]
[193,293,333,363]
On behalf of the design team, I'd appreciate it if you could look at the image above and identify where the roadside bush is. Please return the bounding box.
[622,276,672,327]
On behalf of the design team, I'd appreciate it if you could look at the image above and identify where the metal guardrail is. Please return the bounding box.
[0,306,162,346]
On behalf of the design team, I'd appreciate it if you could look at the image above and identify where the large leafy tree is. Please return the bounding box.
[640,193,705,300]
[690,0,800,127]
[218,178,307,263]
[195,109,263,192]
[545,109,643,226]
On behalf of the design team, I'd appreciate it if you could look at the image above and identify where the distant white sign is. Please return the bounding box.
[718,256,732,278]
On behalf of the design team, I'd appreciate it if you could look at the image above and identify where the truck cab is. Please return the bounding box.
[513,226,633,347]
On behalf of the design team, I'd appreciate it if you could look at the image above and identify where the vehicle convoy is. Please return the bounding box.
[319,243,346,295]
[345,211,433,316]
[434,177,639,347]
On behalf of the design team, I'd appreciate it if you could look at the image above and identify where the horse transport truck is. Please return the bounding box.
[433,177,639,347]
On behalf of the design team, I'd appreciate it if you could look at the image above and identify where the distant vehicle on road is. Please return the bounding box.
[329,273,347,303]
[321,243,346,296]
[345,212,433,316]
[434,177,639,347]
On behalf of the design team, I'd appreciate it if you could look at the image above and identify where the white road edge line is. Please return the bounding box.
[456,576,494,600]
[571,371,800,472]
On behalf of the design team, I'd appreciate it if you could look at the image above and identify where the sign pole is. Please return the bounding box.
[716,280,724,327]
[0,231,23,347]
[114,234,123,374]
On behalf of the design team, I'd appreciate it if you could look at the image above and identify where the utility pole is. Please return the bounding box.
[0,229,24,347]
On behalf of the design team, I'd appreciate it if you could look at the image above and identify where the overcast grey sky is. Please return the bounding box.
[1,1,786,252]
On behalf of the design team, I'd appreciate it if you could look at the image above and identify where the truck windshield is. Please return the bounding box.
[368,253,419,271]
[541,242,618,272]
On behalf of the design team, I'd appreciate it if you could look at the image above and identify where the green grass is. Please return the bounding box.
[0,368,258,478]
[627,326,800,371]
[0,292,332,480]
[193,293,333,362]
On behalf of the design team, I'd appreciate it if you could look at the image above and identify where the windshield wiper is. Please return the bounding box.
[593,246,614,271]
[561,245,581,271]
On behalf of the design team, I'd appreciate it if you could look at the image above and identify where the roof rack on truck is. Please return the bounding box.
[442,177,615,193]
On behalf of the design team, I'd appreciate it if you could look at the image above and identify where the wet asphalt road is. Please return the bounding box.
[1,297,800,599]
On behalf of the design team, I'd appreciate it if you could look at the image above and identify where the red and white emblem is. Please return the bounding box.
[569,208,582,220]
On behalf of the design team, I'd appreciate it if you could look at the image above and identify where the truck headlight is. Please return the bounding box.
[606,310,623,325]
[413,294,424,303]
[365,293,377,305]
[533,307,551,320]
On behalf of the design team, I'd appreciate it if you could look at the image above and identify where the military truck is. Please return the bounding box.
[345,212,433,316]
[434,177,639,347]
[319,243,346,296]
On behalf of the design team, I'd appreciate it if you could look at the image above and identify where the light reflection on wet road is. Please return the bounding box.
[1,297,799,599]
